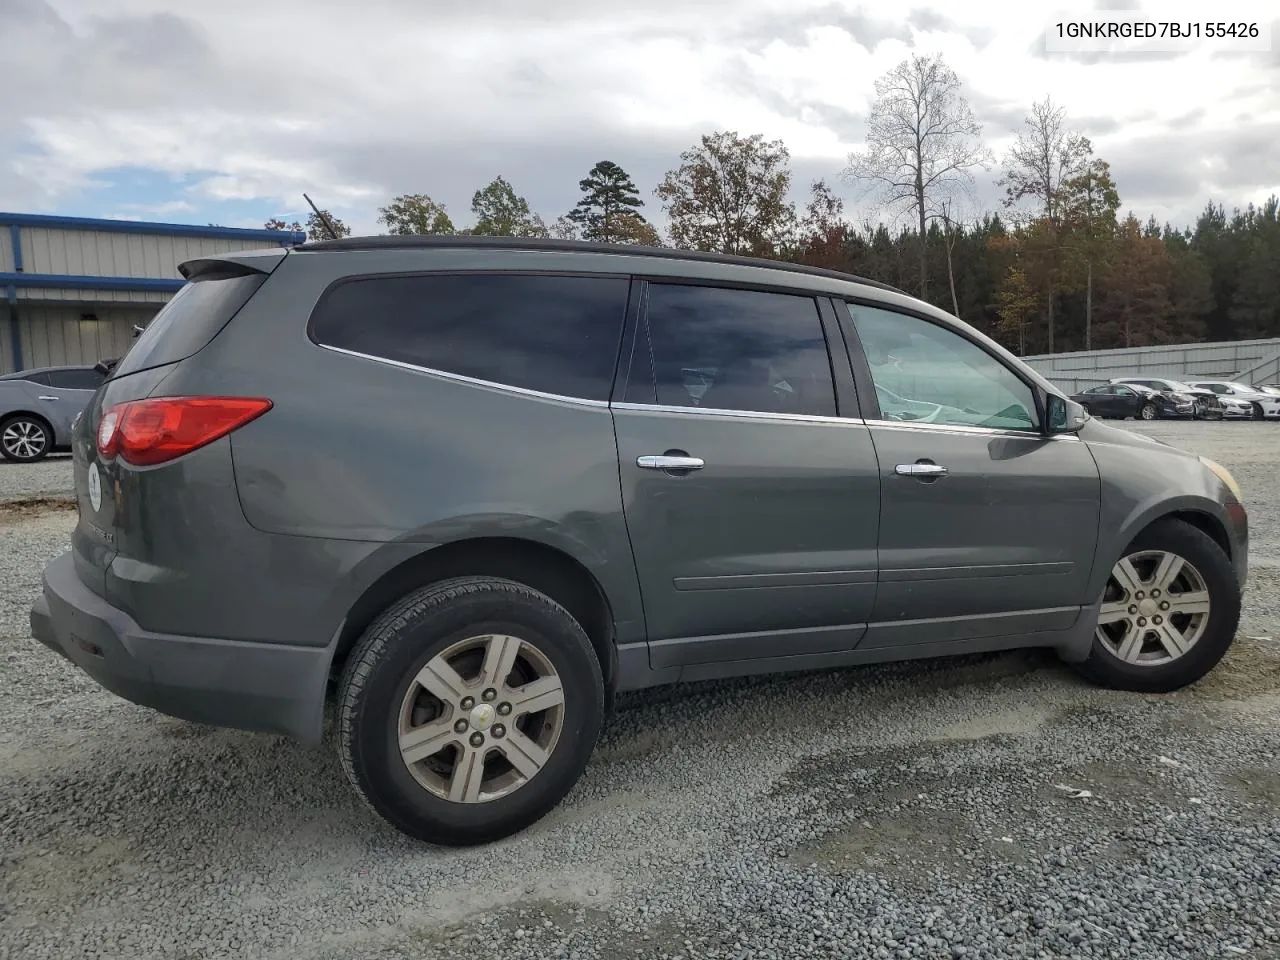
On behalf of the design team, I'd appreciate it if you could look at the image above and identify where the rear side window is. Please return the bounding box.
[641,283,837,417]
[310,273,630,402]
[46,368,106,390]
[113,273,267,378]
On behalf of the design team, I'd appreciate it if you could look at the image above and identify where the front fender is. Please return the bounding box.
[1083,424,1244,599]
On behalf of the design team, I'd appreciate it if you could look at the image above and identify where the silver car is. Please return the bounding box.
[1187,380,1280,420]
[0,365,107,462]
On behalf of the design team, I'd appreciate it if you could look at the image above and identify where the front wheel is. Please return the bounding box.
[1139,402,1158,421]
[337,576,605,845]
[1075,519,1240,693]
[1252,403,1265,421]
[1,415,53,463]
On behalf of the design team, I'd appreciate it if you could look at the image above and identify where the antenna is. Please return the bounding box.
[302,193,340,240]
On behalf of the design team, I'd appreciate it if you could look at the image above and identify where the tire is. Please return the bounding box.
[1074,518,1240,693]
[0,415,53,463]
[337,575,605,846]
[1252,403,1264,421]
[1139,402,1157,421]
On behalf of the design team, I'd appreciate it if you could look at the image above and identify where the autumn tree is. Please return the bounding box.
[994,262,1037,356]
[265,211,350,242]
[470,176,548,237]
[264,217,302,234]
[565,161,651,243]
[549,215,580,240]
[1060,159,1120,349]
[655,130,796,256]
[794,179,850,271]
[378,194,455,235]
[842,53,992,298]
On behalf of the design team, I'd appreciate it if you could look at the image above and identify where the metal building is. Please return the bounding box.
[0,213,304,374]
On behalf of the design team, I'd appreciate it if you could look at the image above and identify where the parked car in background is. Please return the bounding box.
[1109,377,1224,420]
[1074,382,1194,420]
[1254,384,1280,397]
[30,236,1249,846]
[0,364,108,462]
[1185,381,1280,420]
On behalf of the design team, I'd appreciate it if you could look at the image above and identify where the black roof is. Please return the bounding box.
[294,234,909,296]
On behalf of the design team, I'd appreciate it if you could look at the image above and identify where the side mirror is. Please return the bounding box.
[1046,393,1087,435]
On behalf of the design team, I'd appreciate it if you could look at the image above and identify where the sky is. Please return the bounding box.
[2,0,1277,237]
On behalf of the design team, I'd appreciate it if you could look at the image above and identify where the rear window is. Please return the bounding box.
[309,273,630,402]
[46,368,106,390]
[113,273,266,378]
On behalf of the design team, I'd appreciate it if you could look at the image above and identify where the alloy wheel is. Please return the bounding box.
[398,633,565,803]
[1,419,48,461]
[1097,550,1211,666]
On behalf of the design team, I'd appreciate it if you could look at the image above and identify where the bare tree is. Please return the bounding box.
[843,53,992,298]
[938,200,967,319]
[999,96,1093,224]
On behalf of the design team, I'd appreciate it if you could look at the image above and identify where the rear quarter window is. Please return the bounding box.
[308,273,631,402]
[113,273,267,378]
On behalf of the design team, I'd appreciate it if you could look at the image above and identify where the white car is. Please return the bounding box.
[1187,380,1280,420]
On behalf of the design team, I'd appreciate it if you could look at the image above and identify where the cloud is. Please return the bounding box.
[0,0,1273,237]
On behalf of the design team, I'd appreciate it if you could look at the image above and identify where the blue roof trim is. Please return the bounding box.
[0,212,305,244]
[0,272,185,293]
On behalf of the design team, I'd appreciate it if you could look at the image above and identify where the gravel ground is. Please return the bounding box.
[0,456,74,504]
[2,422,1279,960]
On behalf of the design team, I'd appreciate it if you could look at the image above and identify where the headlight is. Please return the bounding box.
[1199,456,1243,501]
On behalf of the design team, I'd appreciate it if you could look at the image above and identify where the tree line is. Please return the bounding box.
[267,54,1280,356]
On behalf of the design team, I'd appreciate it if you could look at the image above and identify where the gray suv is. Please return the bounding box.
[30,237,1248,845]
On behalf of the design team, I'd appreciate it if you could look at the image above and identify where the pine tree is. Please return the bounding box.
[567,161,648,243]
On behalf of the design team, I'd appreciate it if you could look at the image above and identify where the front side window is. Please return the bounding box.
[310,273,630,402]
[643,283,837,417]
[847,304,1039,432]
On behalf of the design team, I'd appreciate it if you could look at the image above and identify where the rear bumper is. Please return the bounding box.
[30,552,332,744]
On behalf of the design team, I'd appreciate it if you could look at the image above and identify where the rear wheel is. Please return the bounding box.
[1139,402,1157,421]
[337,576,605,845]
[1075,519,1240,693]
[0,415,52,463]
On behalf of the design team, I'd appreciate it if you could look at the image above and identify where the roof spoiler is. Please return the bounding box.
[178,247,290,282]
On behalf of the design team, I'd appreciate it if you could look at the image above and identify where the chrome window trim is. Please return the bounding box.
[315,343,610,408]
[609,401,863,426]
[864,417,1081,441]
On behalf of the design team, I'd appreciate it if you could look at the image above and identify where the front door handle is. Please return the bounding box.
[38,395,59,401]
[638,455,705,471]
[895,461,948,478]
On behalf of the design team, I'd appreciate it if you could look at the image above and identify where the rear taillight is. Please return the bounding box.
[96,397,272,466]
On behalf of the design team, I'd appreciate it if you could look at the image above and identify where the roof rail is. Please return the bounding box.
[293,234,910,296]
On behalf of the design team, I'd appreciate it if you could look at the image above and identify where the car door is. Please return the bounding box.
[1111,385,1142,417]
[34,368,104,441]
[1085,386,1126,419]
[838,301,1102,648]
[611,281,881,671]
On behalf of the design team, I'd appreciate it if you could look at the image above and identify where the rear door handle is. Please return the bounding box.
[38,395,59,401]
[895,462,948,478]
[638,455,705,471]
